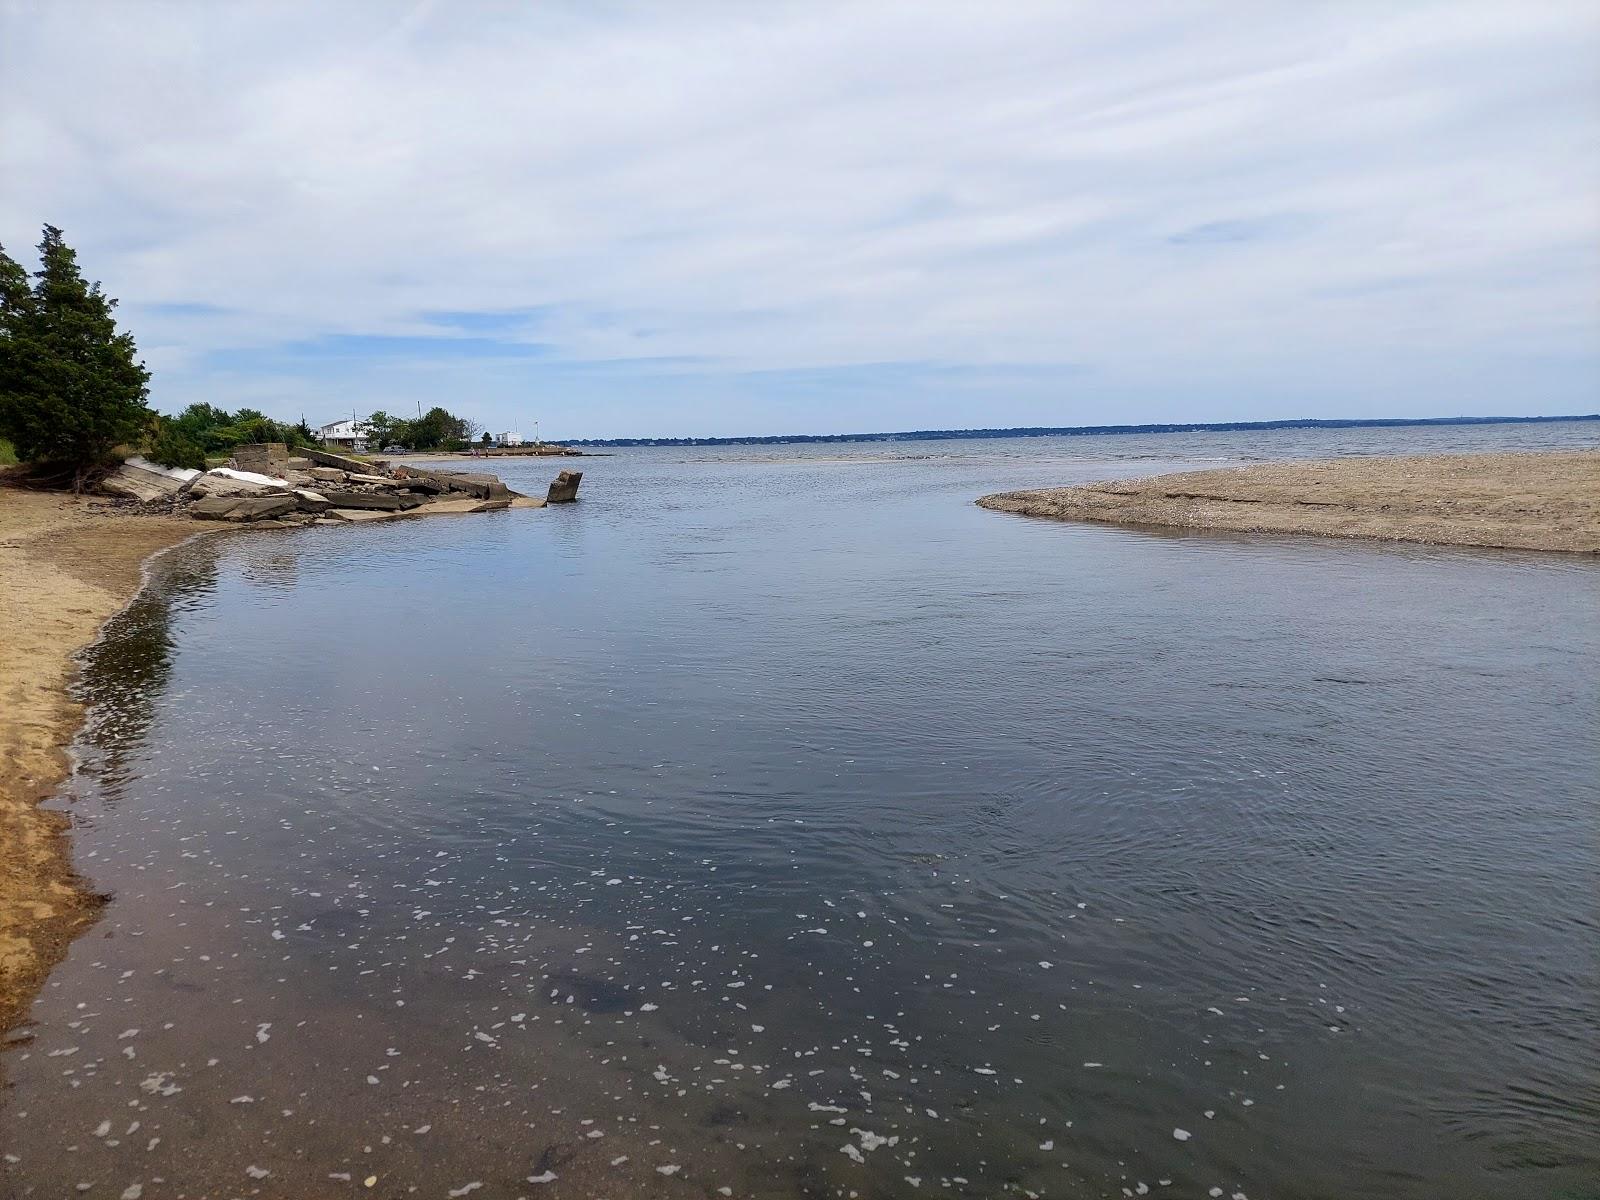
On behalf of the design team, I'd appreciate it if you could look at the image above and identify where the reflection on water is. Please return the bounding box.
[3,425,1598,1199]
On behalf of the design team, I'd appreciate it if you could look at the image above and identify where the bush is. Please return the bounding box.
[147,420,206,471]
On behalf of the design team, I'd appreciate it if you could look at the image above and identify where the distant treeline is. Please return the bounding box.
[564,413,1599,448]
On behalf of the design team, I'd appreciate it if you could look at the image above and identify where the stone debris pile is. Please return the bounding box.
[100,444,581,527]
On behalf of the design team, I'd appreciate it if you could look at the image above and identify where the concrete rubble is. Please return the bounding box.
[100,456,202,502]
[100,442,576,527]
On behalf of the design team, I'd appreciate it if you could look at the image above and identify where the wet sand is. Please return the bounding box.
[0,487,201,1032]
[976,450,1600,552]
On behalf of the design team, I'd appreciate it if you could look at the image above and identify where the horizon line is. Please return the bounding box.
[556,412,1600,447]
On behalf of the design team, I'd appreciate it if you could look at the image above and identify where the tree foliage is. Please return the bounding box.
[156,402,318,458]
[375,406,477,451]
[0,226,153,484]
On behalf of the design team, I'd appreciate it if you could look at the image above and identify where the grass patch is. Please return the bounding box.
[0,439,16,467]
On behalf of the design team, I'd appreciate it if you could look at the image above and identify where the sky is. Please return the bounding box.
[2,1,1597,440]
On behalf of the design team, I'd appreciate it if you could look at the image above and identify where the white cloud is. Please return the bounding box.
[1,0,1595,435]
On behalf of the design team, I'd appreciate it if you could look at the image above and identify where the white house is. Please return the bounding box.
[494,431,524,447]
[318,418,372,452]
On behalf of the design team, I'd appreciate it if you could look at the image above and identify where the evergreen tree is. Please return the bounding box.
[0,226,152,487]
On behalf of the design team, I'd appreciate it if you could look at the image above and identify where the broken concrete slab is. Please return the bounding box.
[509,496,546,509]
[191,494,300,522]
[346,472,396,486]
[545,470,583,503]
[292,488,332,513]
[232,442,289,474]
[391,467,510,499]
[412,497,484,515]
[102,457,200,502]
[318,491,426,511]
[307,467,347,483]
[303,448,373,473]
[318,491,404,511]
[189,466,294,499]
[325,507,401,523]
[454,473,512,500]
[394,476,449,494]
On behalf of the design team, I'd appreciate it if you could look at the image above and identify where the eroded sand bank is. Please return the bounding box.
[0,488,200,1030]
[977,450,1600,552]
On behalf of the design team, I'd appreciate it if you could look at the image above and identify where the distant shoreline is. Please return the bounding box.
[564,413,1599,449]
[977,449,1600,553]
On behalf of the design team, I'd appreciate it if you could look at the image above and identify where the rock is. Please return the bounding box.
[545,470,583,503]
[307,467,347,483]
[509,496,546,509]
[292,488,332,513]
[191,494,300,522]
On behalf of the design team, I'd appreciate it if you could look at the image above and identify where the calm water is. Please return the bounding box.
[5,424,1598,1199]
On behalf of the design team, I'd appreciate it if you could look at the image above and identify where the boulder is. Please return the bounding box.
[545,470,583,503]
[191,494,299,522]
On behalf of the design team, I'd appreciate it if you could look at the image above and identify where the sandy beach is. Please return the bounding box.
[0,488,202,1031]
[977,450,1600,552]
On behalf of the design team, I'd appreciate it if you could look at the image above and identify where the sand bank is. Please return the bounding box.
[977,450,1600,553]
[0,489,202,1031]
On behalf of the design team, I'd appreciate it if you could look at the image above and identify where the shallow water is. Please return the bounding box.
[5,423,1598,1199]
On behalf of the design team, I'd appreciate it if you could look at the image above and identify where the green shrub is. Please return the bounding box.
[147,420,206,471]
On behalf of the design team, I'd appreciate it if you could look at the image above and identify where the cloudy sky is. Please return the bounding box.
[2,1,1596,439]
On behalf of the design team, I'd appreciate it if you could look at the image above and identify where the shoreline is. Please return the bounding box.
[977,450,1600,553]
[0,489,211,1033]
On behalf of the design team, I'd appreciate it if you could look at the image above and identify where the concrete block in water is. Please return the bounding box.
[545,470,582,503]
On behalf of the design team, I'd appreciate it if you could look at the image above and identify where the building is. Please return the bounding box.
[494,431,524,447]
[318,418,372,452]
